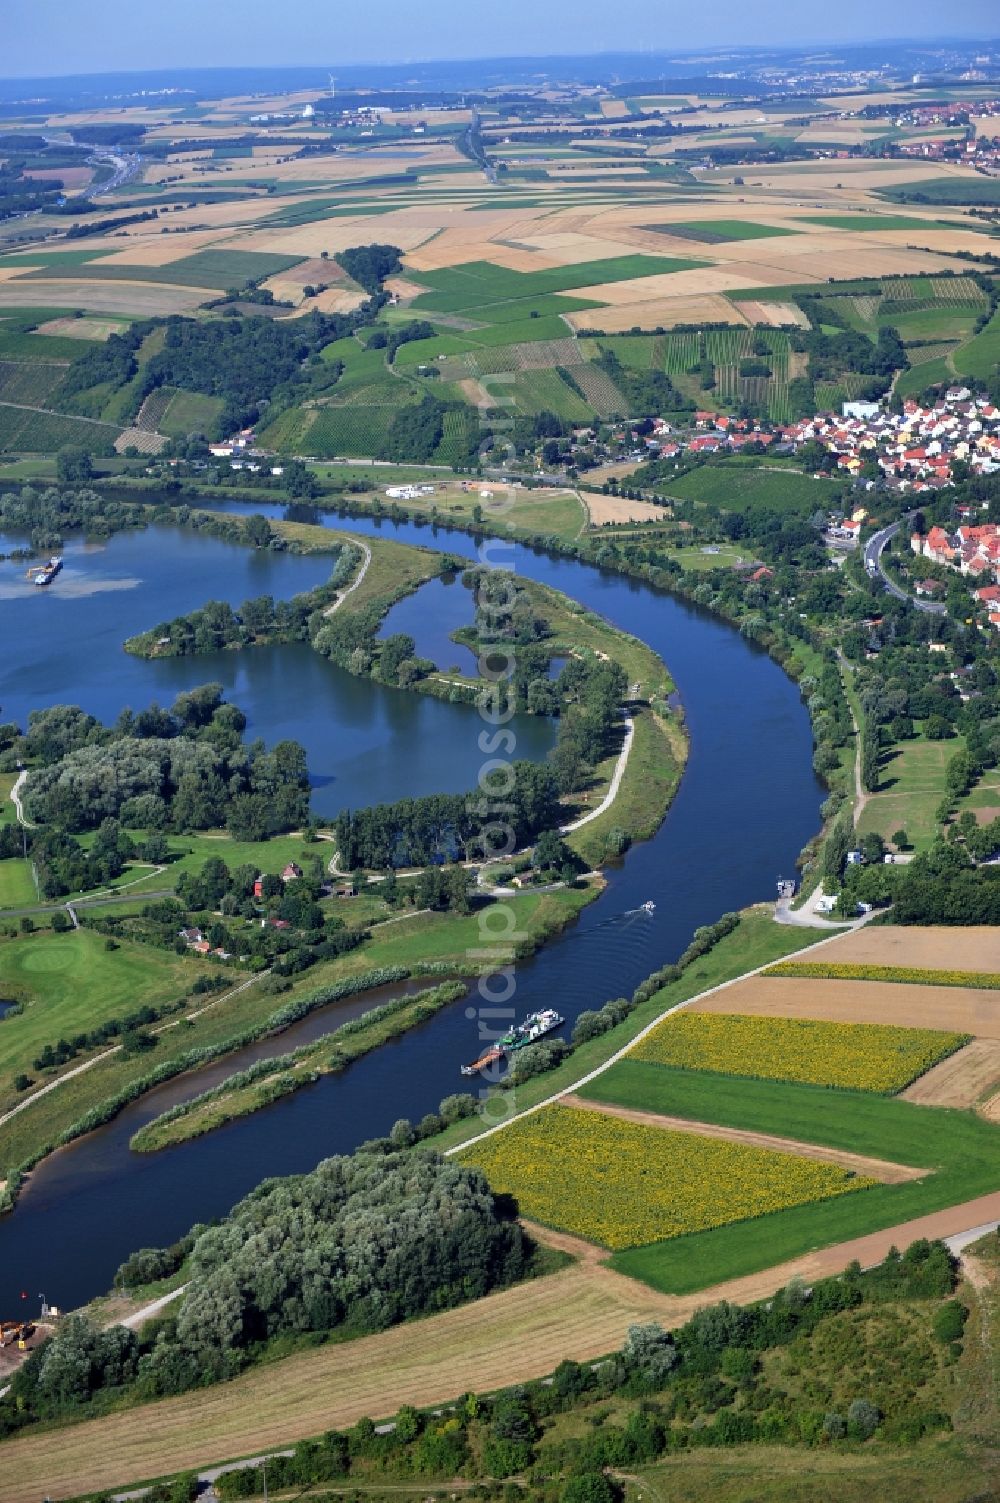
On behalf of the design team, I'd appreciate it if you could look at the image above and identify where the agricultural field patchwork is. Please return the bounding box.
[629,1012,969,1093]
[460,1103,873,1248]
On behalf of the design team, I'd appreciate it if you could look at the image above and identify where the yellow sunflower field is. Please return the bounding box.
[461,1104,875,1250]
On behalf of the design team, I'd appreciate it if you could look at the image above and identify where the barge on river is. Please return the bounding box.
[29,556,63,587]
[461,1007,565,1076]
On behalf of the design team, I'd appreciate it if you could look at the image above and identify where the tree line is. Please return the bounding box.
[18,686,311,841]
[1,1149,528,1429]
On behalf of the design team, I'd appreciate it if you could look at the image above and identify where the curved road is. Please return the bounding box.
[864,517,947,616]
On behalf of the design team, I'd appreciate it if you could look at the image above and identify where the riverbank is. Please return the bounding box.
[129,980,469,1153]
[0,886,595,1212]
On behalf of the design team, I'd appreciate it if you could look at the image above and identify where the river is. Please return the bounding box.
[0,504,824,1308]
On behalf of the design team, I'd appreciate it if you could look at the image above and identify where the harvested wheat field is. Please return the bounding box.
[36,316,128,340]
[586,493,670,526]
[94,229,237,266]
[694,975,1000,1038]
[0,280,212,315]
[737,298,810,327]
[901,1039,1000,1108]
[560,1095,924,1183]
[822,926,1000,972]
[6,1189,1000,1503]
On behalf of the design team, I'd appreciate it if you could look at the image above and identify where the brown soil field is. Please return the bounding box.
[241,219,436,259]
[561,1094,924,1182]
[95,229,238,266]
[0,280,212,315]
[581,460,642,485]
[6,1187,1000,1503]
[36,316,128,340]
[23,166,93,189]
[821,926,1000,972]
[585,493,671,525]
[567,293,746,331]
[901,1039,1000,1108]
[739,298,811,327]
[694,974,1000,1037]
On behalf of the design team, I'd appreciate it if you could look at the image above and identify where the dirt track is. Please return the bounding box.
[694,974,1000,1037]
[902,1039,1000,1108]
[561,1094,924,1183]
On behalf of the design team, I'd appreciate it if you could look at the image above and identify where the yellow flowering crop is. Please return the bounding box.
[461,1104,873,1250]
[629,1012,967,1093]
[764,962,1000,990]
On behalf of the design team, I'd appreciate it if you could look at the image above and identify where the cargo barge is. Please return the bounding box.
[461,1007,565,1076]
[30,556,63,587]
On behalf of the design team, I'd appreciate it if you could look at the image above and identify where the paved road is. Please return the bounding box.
[864,517,947,615]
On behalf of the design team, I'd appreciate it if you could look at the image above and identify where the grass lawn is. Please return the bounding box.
[655,542,748,572]
[0,929,212,1096]
[956,765,1000,825]
[661,465,841,515]
[428,483,587,542]
[0,771,17,826]
[858,733,964,850]
[0,858,36,908]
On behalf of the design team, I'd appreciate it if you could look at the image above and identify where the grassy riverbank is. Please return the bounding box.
[0,886,595,1200]
[129,980,468,1153]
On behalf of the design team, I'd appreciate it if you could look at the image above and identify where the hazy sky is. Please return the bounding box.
[4,0,998,78]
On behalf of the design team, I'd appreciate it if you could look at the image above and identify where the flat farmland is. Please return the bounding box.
[659,464,837,514]
[818,924,1000,972]
[0,360,67,405]
[459,1102,871,1250]
[901,1040,1000,1109]
[692,974,1000,1039]
[0,280,211,316]
[629,1010,966,1093]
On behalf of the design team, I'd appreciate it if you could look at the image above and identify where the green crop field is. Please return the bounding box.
[578,1061,1000,1293]
[953,309,1000,381]
[22,249,307,291]
[669,219,797,241]
[800,214,953,231]
[0,929,214,1096]
[663,463,837,514]
[0,404,122,453]
[0,360,68,405]
[879,176,1000,205]
[0,325,99,361]
[509,368,593,421]
[408,255,707,316]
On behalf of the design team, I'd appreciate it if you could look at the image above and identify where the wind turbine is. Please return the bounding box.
[328,73,337,104]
